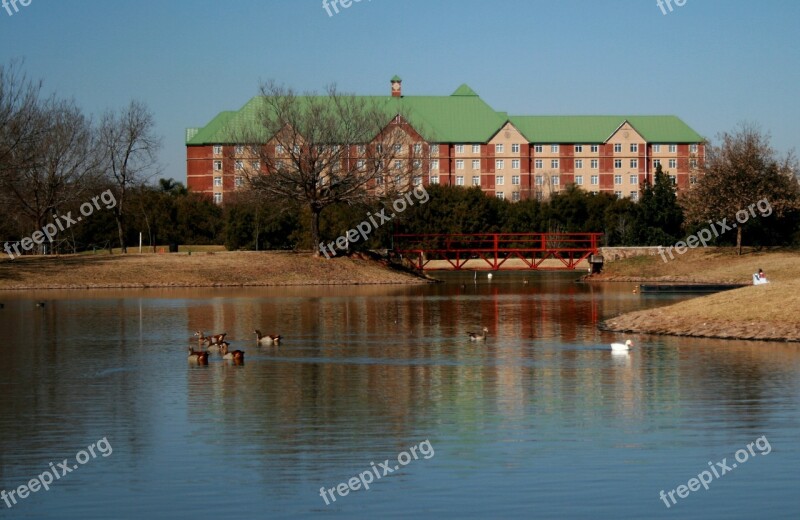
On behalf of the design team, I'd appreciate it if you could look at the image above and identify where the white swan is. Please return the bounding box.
[611,339,634,352]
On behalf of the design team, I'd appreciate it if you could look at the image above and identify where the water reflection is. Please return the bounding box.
[1,275,798,519]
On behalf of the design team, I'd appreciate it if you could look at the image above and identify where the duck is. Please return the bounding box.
[468,327,489,341]
[254,330,281,345]
[187,348,209,365]
[610,339,634,352]
[220,343,245,362]
[206,340,227,354]
[35,302,45,308]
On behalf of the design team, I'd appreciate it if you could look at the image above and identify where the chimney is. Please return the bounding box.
[391,75,402,97]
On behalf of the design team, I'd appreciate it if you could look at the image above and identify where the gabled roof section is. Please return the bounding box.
[451,84,479,97]
[509,115,703,143]
[187,88,507,145]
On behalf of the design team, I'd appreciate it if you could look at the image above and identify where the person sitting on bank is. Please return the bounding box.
[753,269,769,285]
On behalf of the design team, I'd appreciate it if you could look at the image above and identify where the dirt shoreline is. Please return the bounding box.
[591,248,800,343]
[0,251,432,291]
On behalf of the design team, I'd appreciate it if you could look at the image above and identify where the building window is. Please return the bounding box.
[551,144,559,153]
[495,144,504,154]
[575,145,583,153]
[430,175,439,184]
[472,159,481,170]
[213,193,222,204]
[414,143,423,154]
[591,159,599,169]
[614,159,622,169]
[690,159,698,169]
[690,144,699,153]
[413,159,421,170]
[293,145,301,154]
[251,161,260,171]
[512,191,520,201]
[496,175,505,185]
[413,176,422,186]
[669,144,677,153]
[234,145,244,154]
[535,176,543,186]
[630,143,638,153]
[630,175,638,184]
[653,144,661,153]
[431,159,439,170]
[591,175,599,185]
[551,159,559,169]
[357,159,365,169]
[456,160,465,170]
[614,175,622,185]
[614,143,622,153]
[393,144,402,153]
[472,176,480,186]
[575,175,584,185]
[511,159,520,169]
[630,191,639,201]
[235,160,244,170]
[456,176,465,186]
[213,160,222,171]
[496,160,505,170]
[455,144,465,154]
[536,191,543,201]
[535,159,543,169]
[376,177,384,185]
[552,175,560,186]
[690,175,698,185]
[395,160,403,170]
[429,144,438,155]
[534,145,543,153]
[213,145,222,155]
[213,177,222,187]
[512,143,520,153]
[614,191,622,199]
[357,145,366,154]
[575,159,583,169]
[276,144,285,154]
[496,192,505,200]
[591,145,599,153]
[654,159,661,168]
[630,159,638,168]
[234,176,244,187]
[669,175,677,185]
[669,159,677,169]
[511,175,520,185]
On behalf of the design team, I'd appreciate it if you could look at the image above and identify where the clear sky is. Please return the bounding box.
[1,0,798,183]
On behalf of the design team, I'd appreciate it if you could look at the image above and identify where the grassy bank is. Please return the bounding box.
[0,251,429,290]
[598,248,800,342]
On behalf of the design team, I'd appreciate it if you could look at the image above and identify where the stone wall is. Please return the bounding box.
[598,247,662,262]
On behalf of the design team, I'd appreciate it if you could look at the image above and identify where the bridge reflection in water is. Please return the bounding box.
[393,233,602,271]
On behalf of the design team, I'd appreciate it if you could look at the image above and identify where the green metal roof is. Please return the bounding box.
[509,115,704,143]
[391,75,402,82]
[186,88,704,146]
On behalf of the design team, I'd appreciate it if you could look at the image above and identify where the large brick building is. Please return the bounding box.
[186,78,705,203]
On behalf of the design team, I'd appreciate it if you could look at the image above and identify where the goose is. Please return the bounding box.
[610,339,634,352]
[254,330,281,345]
[187,348,209,365]
[220,343,245,362]
[195,331,226,347]
[468,327,489,341]
[206,340,227,354]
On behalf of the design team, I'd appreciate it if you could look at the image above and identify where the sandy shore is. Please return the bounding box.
[0,251,430,290]
[595,248,800,342]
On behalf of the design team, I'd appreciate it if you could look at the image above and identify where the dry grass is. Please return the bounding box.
[0,251,428,290]
[599,248,800,341]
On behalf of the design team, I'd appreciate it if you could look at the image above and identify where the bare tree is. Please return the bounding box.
[682,123,800,254]
[0,61,43,185]
[98,100,161,253]
[235,82,426,255]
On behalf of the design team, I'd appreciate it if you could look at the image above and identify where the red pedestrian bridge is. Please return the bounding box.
[392,233,603,271]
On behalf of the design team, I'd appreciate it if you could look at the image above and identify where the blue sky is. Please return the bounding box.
[1,0,798,183]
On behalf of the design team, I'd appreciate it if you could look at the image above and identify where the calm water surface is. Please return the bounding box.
[1,273,798,519]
